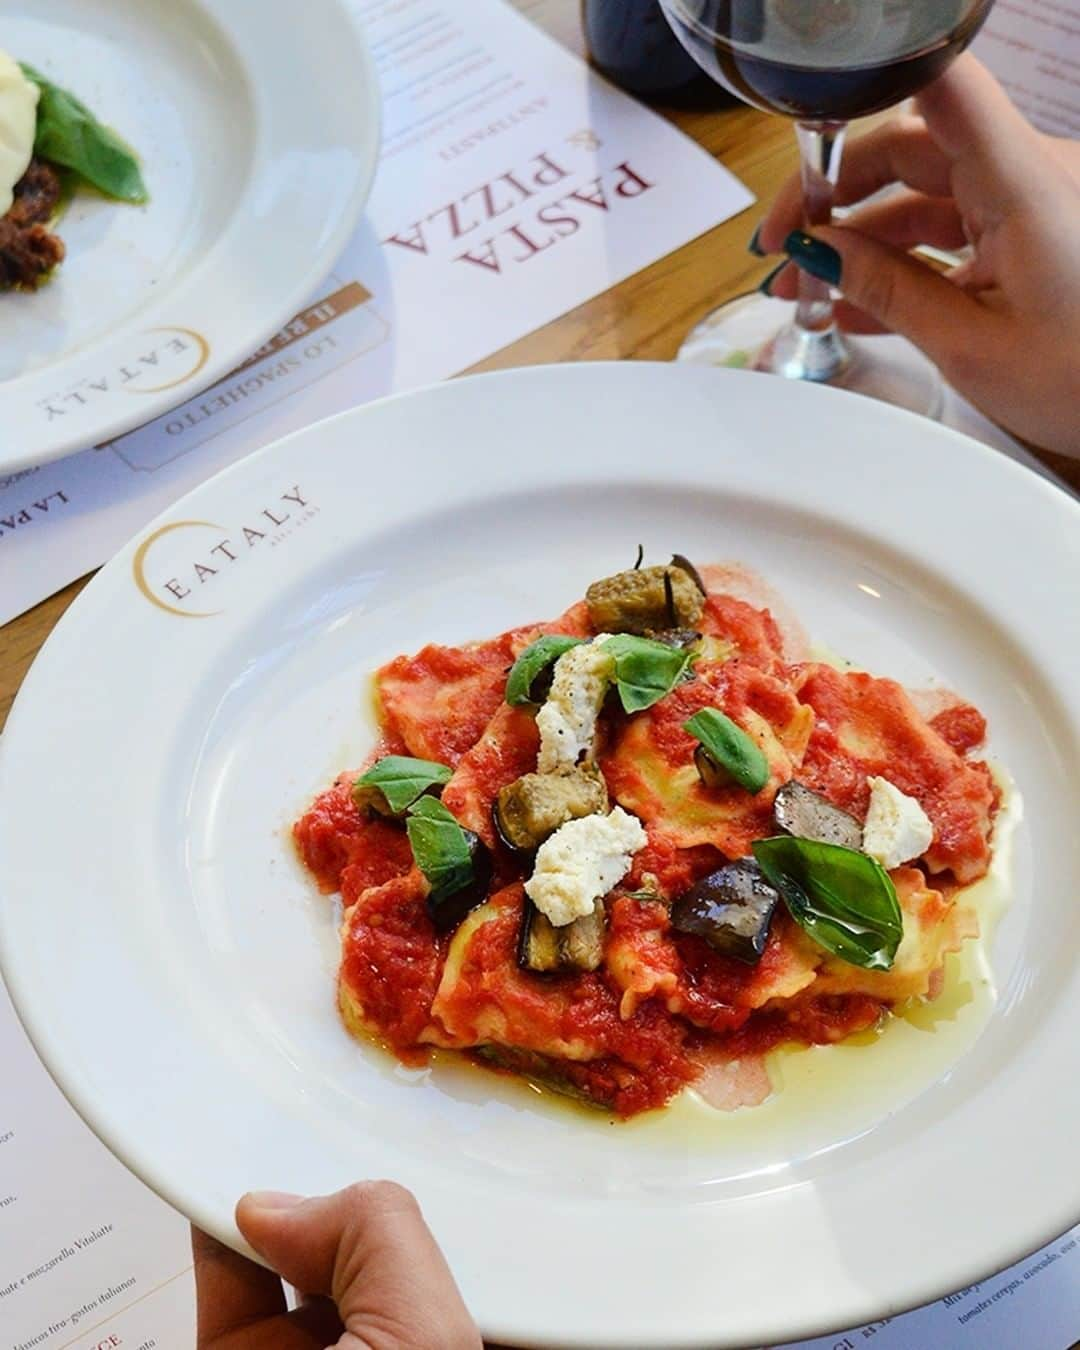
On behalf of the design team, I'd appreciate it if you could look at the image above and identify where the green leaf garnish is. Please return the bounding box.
[405,796,473,904]
[505,635,585,706]
[752,836,902,971]
[20,63,148,203]
[352,755,452,816]
[684,707,770,794]
[602,634,693,713]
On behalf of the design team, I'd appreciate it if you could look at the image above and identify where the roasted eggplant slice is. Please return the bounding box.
[558,901,606,971]
[648,627,702,650]
[518,896,606,973]
[773,781,863,850]
[518,897,561,971]
[426,829,492,934]
[471,1046,610,1110]
[670,859,779,964]
[493,765,608,853]
[586,563,704,635]
[669,553,707,598]
[694,743,735,790]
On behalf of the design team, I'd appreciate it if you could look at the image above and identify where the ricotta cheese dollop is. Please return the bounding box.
[525,805,646,927]
[536,634,615,774]
[862,776,934,870]
[0,52,38,217]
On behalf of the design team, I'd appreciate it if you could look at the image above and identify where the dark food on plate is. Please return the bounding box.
[0,157,65,288]
[669,859,780,963]
[773,779,864,850]
[293,557,1001,1117]
[0,52,147,290]
[494,763,609,853]
[586,556,705,634]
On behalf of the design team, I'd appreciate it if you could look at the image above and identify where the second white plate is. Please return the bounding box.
[0,0,380,471]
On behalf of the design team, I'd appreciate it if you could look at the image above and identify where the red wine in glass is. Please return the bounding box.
[665,0,994,120]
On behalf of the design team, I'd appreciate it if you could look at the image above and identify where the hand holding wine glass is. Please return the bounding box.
[659,0,1001,414]
[756,55,1080,458]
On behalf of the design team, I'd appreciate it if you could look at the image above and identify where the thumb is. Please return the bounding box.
[236,1182,481,1350]
[782,225,1003,388]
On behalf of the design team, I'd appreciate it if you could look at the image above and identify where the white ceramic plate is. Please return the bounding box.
[0,0,379,473]
[1,364,1078,1349]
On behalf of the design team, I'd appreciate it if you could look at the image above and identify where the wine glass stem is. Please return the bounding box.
[762,119,851,382]
[794,120,847,335]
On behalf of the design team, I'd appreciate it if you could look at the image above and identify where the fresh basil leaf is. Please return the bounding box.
[684,707,769,794]
[602,634,693,713]
[20,63,148,203]
[405,796,473,903]
[751,836,902,971]
[352,755,452,816]
[505,635,585,706]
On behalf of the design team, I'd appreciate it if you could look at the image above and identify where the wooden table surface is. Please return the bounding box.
[1,0,1077,732]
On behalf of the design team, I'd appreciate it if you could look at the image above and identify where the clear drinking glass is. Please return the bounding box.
[658,0,996,415]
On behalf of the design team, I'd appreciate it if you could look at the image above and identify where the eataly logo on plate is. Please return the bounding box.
[37,327,211,423]
[132,485,314,617]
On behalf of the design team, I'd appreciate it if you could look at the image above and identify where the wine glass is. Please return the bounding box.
[658,0,996,415]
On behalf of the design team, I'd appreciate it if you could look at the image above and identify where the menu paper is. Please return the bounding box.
[974,0,1080,135]
[0,976,193,1350]
[0,0,754,629]
[778,1226,1080,1350]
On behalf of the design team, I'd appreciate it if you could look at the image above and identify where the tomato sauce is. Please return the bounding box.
[930,702,988,755]
[293,776,414,898]
[441,705,540,850]
[293,577,998,1118]
[432,886,697,1115]
[338,870,444,1058]
[699,592,787,674]
[792,664,995,882]
[625,836,725,899]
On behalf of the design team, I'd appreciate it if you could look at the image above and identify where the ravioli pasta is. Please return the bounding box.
[293,565,999,1117]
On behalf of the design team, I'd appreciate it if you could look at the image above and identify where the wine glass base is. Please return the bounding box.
[676,292,944,419]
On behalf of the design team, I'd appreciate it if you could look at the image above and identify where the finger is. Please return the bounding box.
[192,1225,286,1346]
[918,53,1043,197]
[762,267,890,334]
[237,1182,481,1350]
[757,116,953,254]
[832,300,891,337]
[781,225,1005,389]
[764,260,798,301]
[767,192,965,300]
[838,191,967,253]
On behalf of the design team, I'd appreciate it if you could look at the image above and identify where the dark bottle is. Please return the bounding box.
[581,0,734,105]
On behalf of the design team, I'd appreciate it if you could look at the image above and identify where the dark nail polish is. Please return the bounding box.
[783,230,842,286]
[747,223,766,257]
[757,260,788,296]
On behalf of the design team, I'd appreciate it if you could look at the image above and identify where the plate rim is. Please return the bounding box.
[0,0,382,474]
[2,363,1079,1348]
